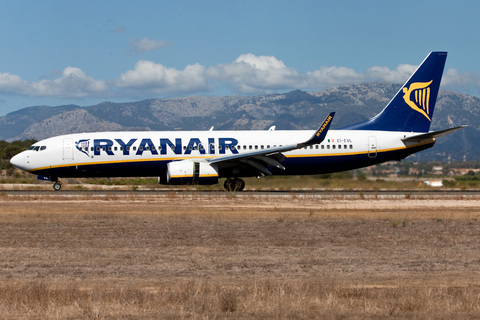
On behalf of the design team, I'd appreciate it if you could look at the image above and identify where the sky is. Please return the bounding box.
[0,0,479,116]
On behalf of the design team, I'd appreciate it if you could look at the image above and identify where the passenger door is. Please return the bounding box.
[63,138,74,161]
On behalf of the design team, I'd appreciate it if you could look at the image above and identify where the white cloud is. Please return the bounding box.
[128,38,169,54]
[116,60,211,94]
[0,54,479,100]
[306,66,364,87]
[441,68,480,94]
[0,67,109,98]
[207,55,424,93]
[365,64,417,83]
[207,54,304,94]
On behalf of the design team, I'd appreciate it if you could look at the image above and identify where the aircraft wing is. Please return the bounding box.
[207,112,335,175]
[401,125,467,142]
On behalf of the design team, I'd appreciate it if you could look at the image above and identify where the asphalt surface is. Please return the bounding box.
[1,189,480,197]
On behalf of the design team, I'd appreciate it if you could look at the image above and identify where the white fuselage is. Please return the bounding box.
[10,129,434,180]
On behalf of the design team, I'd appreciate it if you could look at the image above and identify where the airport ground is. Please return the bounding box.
[0,192,479,319]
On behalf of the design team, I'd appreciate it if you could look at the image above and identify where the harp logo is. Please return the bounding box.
[75,139,90,156]
[402,80,433,121]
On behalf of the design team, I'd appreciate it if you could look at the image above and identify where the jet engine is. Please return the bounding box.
[161,160,219,185]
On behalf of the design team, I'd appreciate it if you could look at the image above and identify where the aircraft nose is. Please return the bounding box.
[10,152,25,170]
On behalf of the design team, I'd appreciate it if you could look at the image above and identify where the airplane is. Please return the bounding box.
[10,52,466,191]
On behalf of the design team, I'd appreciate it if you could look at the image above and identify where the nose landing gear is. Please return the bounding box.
[223,178,245,192]
[53,181,62,191]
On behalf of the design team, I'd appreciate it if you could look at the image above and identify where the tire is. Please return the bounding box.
[53,182,62,191]
[224,178,245,192]
[235,179,245,191]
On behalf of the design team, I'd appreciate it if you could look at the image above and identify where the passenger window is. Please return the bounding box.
[188,146,192,150]
[114,146,117,151]
[338,145,341,149]
[139,146,143,151]
[237,145,241,150]
[261,145,264,149]
[194,146,198,150]
[315,145,318,149]
[102,147,106,151]
[133,147,137,151]
[127,146,130,151]
[200,145,204,151]
[96,147,100,151]
[120,147,123,151]
[321,145,324,149]
[249,146,252,150]
[78,147,83,151]
[91,147,94,151]
[344,145,347,149]
[170,146,175,151]
[219,145,222,150]
[350,145,353,149]
[255,145,258,150]
[332,145,336,149]
[267,145,270,148]
[243,145,246,150]
[310,146,313,149]
[158,146,162,151]
[152,146,156,151]
[108,146,112,151]
[145,146,150,151]
[210,144,214,150]
[327,145,330,149]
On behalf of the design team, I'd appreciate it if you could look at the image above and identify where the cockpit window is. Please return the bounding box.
[28,146,35,150]
[40,146,46,151]
[33,146,40,151]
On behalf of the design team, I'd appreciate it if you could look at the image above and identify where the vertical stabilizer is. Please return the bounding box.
[340,52,447,132]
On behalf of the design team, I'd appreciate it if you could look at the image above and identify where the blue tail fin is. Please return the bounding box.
[340,52,447,132]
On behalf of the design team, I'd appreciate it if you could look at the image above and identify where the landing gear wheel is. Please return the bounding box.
[53,182,62,191]
[224,178,245,192]
[236,179,245,191]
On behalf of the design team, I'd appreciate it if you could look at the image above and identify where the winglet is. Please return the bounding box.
[299,112,335,147]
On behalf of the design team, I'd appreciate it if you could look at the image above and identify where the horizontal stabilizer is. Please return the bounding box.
[402,125,467,142]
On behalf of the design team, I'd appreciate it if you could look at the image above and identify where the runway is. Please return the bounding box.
[1,188,480,197]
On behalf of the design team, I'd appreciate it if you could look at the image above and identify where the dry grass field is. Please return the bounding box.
[0,192,480,319]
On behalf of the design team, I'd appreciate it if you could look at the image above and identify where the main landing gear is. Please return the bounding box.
[223,178,245,192]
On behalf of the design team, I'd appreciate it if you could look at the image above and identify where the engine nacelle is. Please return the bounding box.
[165,160,219,185]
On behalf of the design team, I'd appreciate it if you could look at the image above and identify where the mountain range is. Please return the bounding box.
[0,82,478,161]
